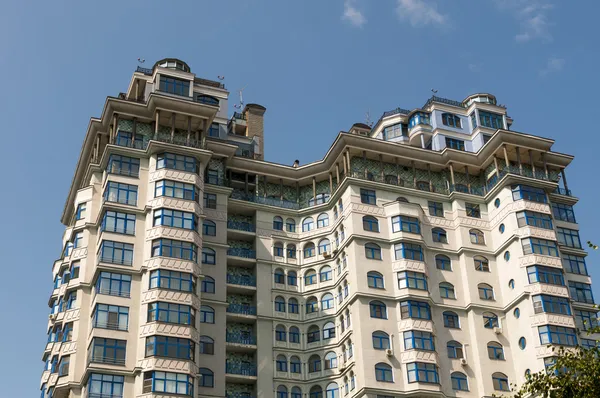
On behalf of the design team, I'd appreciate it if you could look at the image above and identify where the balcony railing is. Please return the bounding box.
[95,287,131,298]
[97,254,133,266]
[553,187,573,196]
[230,190,301,210]
[226,332,257,345]
[206,176,228,186]
[227,274,256,287]
[136,66,153,75]
[93,320,128,332]
[233,112,246,120]
[227,221,256,232]
[227,304,257,316]
[227,393,255,398]
[226,362,257,376]
[87,355,126,366]
[227,248,256,259]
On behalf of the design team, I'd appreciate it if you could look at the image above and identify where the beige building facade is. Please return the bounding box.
[40,58,594,398]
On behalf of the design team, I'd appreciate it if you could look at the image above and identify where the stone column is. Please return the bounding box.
[187,116,192,145]
[427,164,432,192]
[412,161,416,187]
[529,150,536,177]
[154,110,160,140]
[542,152,549,179]
[329,173,333,194]
[362,151,367,179]
[449,163,456,186]
[420,134,425,148]
[516,146,522,175]
[280,179,284,200]
[379,154,384,181]
[170,113,176,142]
[335,164,340,184]
[312,177,316,202]
[503,144,510,169]
[561,169,569,192]
[465,166,471,193]
[131,117,137,147]
[493,155,500,178]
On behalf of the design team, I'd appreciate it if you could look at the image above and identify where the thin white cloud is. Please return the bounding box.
[495,1,554,42]
[396,0,446,26]
[540,57,565,76]
[342,0,367,28]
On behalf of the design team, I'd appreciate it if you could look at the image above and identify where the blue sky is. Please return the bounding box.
[1,0,599,395]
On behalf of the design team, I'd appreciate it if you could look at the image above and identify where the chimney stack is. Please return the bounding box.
[244,104,267,160]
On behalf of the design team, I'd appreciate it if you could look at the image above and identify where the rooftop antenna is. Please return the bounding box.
[431,88,438,95]
[233,85,247,110]
[137,58,145,64]
[365,110,373,127]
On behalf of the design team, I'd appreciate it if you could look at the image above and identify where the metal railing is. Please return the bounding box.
[95,287,131,298]
[136,66,153,75]
[227,274,256,287]
[227,304,257,316]
[227,248,256,259]
[233,112,246,120]
[553,187,573,196]
[382,107,412,118]
[88,355,126,366]
[206,176,228,186]
[226,332,257,345]
[422,95,466,109]
[92,321,128,332]
[227,393,255,398]
[227,221,256,232]
[106,166,140,178]
[97,254,133,266]
[230,190,302,210]
[226,362,257,376]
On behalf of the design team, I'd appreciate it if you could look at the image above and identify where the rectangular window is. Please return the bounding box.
[445,137,465,151]
[155,180,198,202]
[159,76,190,96]
[382,123,406,140]
[115,131,145,149]
[148,302,195,326]
[391,215,420,233]
[581,338,597,350]
[209,123,220,137]
[532,294,571,315]
[428,201,444,217]
[397,271,428,290]
[58,356,70,376]
[516,211,553,229]
[103,181,138,206]
[394,243,424,261]
[204,193,217,209]
[569,281,594,304]
[69,261,80,280]
[151,238,198,262]
[400,300,431,320]
[149,270,196,293]
[72,231,84,249]
[88,337,127,365]
[107,154,140,177]
[465,203,481,218]
[406,362,439,384]
[470,112,477,128]
[75,203,86,221]
[527,265,565,286]
[556,227,582,249]
[88,374,124,398]
[552,203,576,223]
[478,111,503,129]
[512,185,547,203]
[403,331,435,351]
[93,304,129,331]
[562,254,588,275]
[206,169,219,185]
[538,325,577,346]
[522,238,559,257]
[157,153,197,173]
[360,189,376,205]
[145,336,194,360]
[143,371,193,396]
[98,240,134,266]
[153,209,197,230]
[101,211,136,235]
[95,272,131,297]
[574,310,599,331]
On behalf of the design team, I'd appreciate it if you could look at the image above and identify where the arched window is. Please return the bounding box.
[365,243,382,260]
[443,311,459,328]
[447,340,463,358]
[435,254,451,270]
[203,220,216,236]
[199,367,214,387]
[396,196,409,202]
[432,228,448,243]
[451,372,468,391]
[302,217,314,232]
[483,312,499,329]
[285,271,297,287]
[487,342,505,360]
[375,363,393,382]
[306,297,318,314]
[273,242,284,257]
[318,239,331,254]
[474,256,489,272]
[277,385,288,398]
[304,269,317,286]
[333,205,338,220]
[287,244,297,259]
[304,243,316,258]
[274,296,286,312]
[275,325,287,341]
[201,276,215,293]
[308,355,322,373]
[340,314,345,332]
[273,216,284,230]
[372,331,390,349]
[367,271,384,288]
[307,325,320,343]
[363,216,379,232]
[324,352,338,370]
[385,175,398,185]
[288,297,299,314]
[290,357,301,374]
[321,293,334,310]
[338,200,344,213]
[317,213,329,228]
[310,386,323,398]
[492,372,510,391]
[200,306,215,324]
[370,300,387,319]
[274,268,285,284]
[276,355,288,372]
[478,283,494,300]
[199,336,214,354]
[326,383,338,398]
[439,282,456,299]
[469,229,485,245]
[442,113,462,128]
[289,326,300,344]
[319,265,332,282]
[339,225,345,241]
[286,218,296,232]
[202,248,216,265]
[323,321,336,339]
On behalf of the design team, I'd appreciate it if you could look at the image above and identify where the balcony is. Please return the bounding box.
[226,362,257,377]
[87,355,126,366]
[227,274,256,287]
[227,248,256,259]
[226,332,257,346]
[93,320,128,332]
[230,190,302,210]
[227,221,256,233]
[553,187,573,197]
[97,254,133,267]
[227,304,257,316]
[206,175,228,186]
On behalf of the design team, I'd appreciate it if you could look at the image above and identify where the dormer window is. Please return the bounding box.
[159,76,190,97]
[196,95,219,106]
[442,113,462,129]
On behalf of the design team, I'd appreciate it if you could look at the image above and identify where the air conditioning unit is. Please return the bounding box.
[323,252,331,258]
[385,349,394,357]
[460,358,467,366]
[494,327,503,335]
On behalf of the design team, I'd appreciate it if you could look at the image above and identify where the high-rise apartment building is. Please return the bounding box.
[41,58,594,398]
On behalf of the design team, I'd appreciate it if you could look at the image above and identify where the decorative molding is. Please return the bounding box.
[148,197,202,214]
[143,257,201,276]
[146,226,202,246]
[136,357,198,374]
